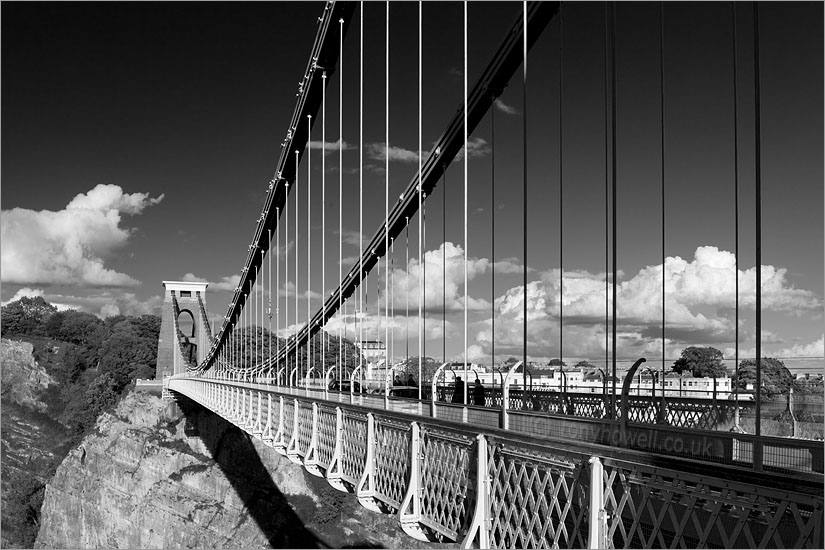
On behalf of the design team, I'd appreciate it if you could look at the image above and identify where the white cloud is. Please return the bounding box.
[366,143,421,163]
[181,273,209,283]
[1,184,163,287]
[776,336,824,358]
[494,98,518,115]
[470,245,822,362]
[730,336,825,360]
[366,138,491,164]
[2,287,44,305]
[454,137,492,161]
[308,139,354,154]
[180,273,242,292]
[6,289,163,318]
[212,275,242,292]
[386,242,492,313]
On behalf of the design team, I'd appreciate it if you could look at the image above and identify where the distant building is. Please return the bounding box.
[356,340,388,389]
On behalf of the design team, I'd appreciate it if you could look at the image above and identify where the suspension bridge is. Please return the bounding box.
[162,2,823,547]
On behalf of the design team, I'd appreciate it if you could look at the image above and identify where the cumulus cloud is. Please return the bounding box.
[471,245,822,362]
[729,336,824,360]
[1,184,163,287]
[2,287,45,305]
[386,242,493,314]
[322,308,453,345]
[775,336,824,358]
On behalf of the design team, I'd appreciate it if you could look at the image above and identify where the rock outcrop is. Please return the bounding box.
[36,391,456,549]
[1,338,72,548]
[1,339,54,412]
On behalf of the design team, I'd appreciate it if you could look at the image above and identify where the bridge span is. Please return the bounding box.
[160,0,823,546]
[168,374,823,548]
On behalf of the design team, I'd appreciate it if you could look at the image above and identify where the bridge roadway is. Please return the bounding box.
[168,375,823,549]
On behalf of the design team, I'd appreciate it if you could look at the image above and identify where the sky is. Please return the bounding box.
[2,1,822,370]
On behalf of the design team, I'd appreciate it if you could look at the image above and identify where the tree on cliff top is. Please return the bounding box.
[1,296,57,337]
[671,346,729,378]
[733,357,793,397]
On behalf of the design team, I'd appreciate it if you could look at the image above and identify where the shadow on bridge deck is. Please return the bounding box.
[175,395,332,549]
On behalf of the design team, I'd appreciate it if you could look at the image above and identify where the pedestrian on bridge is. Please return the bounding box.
[451,376,465,404]
[473,378,486,406]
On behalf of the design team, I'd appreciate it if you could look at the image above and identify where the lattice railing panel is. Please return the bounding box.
[602,458,824,549]
[266,395,279,426]
[373,417,411,510]
[282,399,295,441]
[487,440,590,549]
[297,402,313,455]
[664,402,739,431]
[341,411,368,486]
[317,406,337,469]
[570,395,608,419]
[624,398,662,424]
[420,428,475,540]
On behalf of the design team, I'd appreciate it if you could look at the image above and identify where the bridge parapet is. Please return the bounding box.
[169,376,822,548]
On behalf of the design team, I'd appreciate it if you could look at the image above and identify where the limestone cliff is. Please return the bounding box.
[36,391,455,549]
[1,339,54,412]
[1,338,73,548]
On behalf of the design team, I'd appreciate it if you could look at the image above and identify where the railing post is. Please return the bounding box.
[431,363,449,419]
[620,358,647,446]
[399,422,429,541]
[262,394,274,443]
[252,391,263,435]
[234,387,243,423]
[356,413,381,512]
[303,402,323,477]
[461,434,491,549]
[273,396,287,455]
[587,456,609,549]
[286,398,302,464]
[246,389,256,430]
[325,406,347,492]
[501,361,523,430]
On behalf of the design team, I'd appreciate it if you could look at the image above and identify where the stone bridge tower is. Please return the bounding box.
[156,281,211,379]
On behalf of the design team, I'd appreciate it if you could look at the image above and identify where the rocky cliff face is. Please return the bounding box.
[1,338,72,548]
[36,391,456,549]
[1,339,54,412]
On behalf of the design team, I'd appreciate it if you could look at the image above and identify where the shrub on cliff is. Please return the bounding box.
[62,372,120,434]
